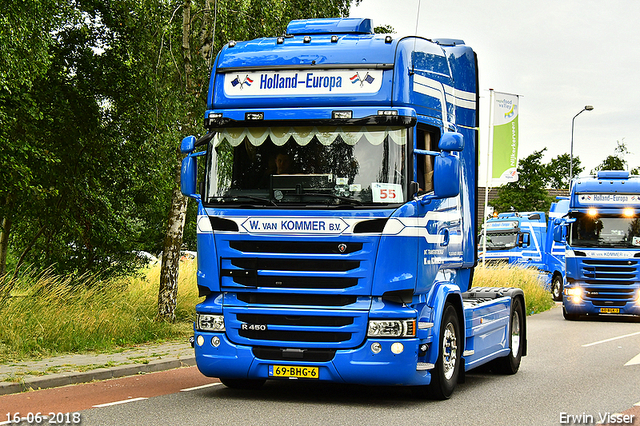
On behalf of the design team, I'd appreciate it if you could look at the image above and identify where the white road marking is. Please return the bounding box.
[93,397,148,408]
[624,352,640,366]
[582,331,640,347]
[180,383,222,392]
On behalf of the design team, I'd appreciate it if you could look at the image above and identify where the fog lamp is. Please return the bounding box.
[391,342,404,354]
[371,342,382,354]
[211,336,221,347]
[196,335,205,347]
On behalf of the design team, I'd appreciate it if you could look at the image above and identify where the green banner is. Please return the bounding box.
[491,92,519,184]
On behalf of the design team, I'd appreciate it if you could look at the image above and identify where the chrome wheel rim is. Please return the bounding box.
[442,322,458,380]
[511,310,521,355]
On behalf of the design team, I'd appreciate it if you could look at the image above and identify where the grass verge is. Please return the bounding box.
[0,261,201,362]
[473,263,555,315]
[0,261,553,363]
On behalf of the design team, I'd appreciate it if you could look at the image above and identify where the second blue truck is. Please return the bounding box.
[479,200,569,300]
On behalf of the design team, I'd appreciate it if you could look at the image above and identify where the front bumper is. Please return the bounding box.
[563,296,640,316]
[193,331,431,386]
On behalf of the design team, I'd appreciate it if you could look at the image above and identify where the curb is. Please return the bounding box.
[0,356,196,396]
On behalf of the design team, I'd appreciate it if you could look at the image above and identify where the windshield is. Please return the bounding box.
[204,125,408,206]
[479,231,518,250]
[569,213,640,248]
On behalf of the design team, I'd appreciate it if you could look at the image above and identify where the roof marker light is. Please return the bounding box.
[623,208,635,217]
[228,40,236,48]
[588,208,598,217]
[332,110,352,119]
[331,35,339,43]
[385,36,393,43]
[277,37,284,44]
[303,36,311,43]
[245,112,264,120]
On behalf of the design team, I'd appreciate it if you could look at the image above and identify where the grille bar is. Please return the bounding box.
[237,293,358,306]
[231,257,360,272]
[230,240,363,254]
[239,329,351,342]
[237,313,354,326]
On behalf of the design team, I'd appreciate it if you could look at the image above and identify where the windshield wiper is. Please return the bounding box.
[212,195,277,206]
[300,192,363,206]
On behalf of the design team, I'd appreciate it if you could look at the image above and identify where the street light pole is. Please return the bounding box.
[569,105,594,185]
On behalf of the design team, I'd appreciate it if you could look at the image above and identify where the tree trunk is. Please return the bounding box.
[0,194,15,277]
[0,215,12,277]
[157,0,194,322]
[157,160,188,322]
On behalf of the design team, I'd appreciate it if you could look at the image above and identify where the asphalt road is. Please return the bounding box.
[4,305,640,426]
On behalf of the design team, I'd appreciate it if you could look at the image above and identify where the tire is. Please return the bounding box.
[562,306,580,321]
[413,304,461,400]
[551,275,563,301]
[219,378,266,390]
[492,296,525,374]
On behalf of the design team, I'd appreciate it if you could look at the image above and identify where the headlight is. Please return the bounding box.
[565,287,583,300]
[367,319,416,338]
[196,314,225,332]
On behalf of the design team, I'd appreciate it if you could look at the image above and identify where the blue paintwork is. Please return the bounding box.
[183,18,519,387]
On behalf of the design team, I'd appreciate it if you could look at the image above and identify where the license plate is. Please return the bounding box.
[600,307,620,314]
[269,365,319,379]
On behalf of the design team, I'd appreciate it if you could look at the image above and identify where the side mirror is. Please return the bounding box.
[432,153,460,199]
[553,225,565,243]
[438,132,464,152]
[181,135,196,154]
[181,156,198,197]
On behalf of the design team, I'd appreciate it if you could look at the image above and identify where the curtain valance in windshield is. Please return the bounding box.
[213,126,407,147]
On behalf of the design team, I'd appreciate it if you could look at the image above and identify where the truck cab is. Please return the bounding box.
[560,171,640,319]
[180,17,526,399]
[479,200,568,300]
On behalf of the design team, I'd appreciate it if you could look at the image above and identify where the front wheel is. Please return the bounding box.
[551,275,563,301]
[562,306,580,321]
[492,296,525,374]
[413,303,461,400]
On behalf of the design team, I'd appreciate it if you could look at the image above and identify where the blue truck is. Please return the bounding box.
[479,200,569,300]
[558,171,640,320]
[180,17,526,399]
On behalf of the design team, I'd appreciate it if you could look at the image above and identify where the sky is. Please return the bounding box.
[349,0,640,183]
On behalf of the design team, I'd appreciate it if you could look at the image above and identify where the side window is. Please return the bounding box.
[416,126,439,193]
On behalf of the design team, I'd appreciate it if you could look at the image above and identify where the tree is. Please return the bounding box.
[489,149,556,213]
[591,139,635,174]
[374,25,395,34]
[155,0,359,322]
[0,0,61,275]
[1,1,181,277]
[546,153,584,189]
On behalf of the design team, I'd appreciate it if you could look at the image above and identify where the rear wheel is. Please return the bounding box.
[413,303,461,400]
[493,296,525,374]
[551,275,563,301]
[219,378,266,390]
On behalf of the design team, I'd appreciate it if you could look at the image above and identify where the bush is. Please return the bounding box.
[473,264,555,315]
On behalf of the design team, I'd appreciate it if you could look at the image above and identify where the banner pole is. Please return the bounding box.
[482,89,495,266]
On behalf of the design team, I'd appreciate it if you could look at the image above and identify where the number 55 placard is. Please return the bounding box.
[372,183,403,203]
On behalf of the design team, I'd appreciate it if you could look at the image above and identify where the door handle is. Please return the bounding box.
[440,229,450,246]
